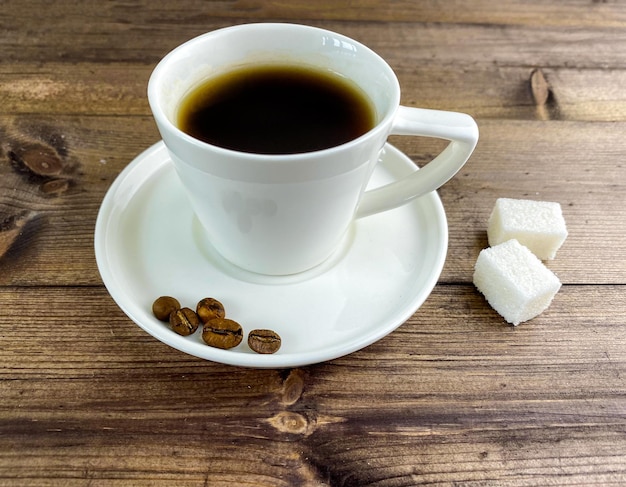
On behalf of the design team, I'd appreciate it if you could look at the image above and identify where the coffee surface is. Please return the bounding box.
[177,64,375,154]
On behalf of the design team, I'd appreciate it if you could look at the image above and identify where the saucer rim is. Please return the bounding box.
[94,141,448,368]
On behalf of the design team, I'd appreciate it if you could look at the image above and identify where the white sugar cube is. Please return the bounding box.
[488,198,567,260]
[473,239,561,325]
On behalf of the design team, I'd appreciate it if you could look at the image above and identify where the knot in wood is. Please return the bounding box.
[21,147,63,176]
[11,145,63,177]
[268,411,310,436]
[530,68,551,106]
[281,369,305,406]
[40,178,70,196]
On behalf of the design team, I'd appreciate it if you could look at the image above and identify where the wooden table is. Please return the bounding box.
[1,1,625,485]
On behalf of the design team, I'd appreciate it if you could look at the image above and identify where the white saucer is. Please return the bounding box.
[95,141,448,368]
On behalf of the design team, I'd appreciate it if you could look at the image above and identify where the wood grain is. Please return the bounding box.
[1,0,625,485]
[0,286,624,485]
[5,63,626,122]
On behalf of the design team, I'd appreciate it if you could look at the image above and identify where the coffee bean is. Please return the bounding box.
[202,318,243,349]
[152,296,180,321]
[196,297,226,324]
[169,307,200,336]
[248,329,281,354]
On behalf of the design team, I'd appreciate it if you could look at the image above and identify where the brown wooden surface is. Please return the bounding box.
[1,1,625,485]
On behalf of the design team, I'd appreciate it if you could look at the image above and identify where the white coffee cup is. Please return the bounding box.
[148,23,478,275]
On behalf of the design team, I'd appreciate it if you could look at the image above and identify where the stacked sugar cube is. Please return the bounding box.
[473,198,567,325]
[487,198,568,260]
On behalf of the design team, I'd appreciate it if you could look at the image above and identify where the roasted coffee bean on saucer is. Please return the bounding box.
[248,329,282,354]
[196,297,226,324]
[152,296,181,321]
[169,307,200,336]
[202,318,243,349]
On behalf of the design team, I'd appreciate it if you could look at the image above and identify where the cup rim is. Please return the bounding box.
[147,22,401,161]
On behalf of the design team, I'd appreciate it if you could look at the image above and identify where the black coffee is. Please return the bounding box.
[177,64,376,155]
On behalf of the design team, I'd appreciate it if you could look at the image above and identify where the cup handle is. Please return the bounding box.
[356,106,479,218]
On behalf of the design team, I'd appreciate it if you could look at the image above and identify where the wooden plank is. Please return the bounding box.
[0,115,624,286]
[1,7,626,71]
[0,62,540,118]
[4,0,626,31]
[3,63,626,123]
[1,284,623,383]
[0,285,624,485]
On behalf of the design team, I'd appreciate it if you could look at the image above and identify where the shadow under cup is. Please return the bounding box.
[148,24,406,275]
